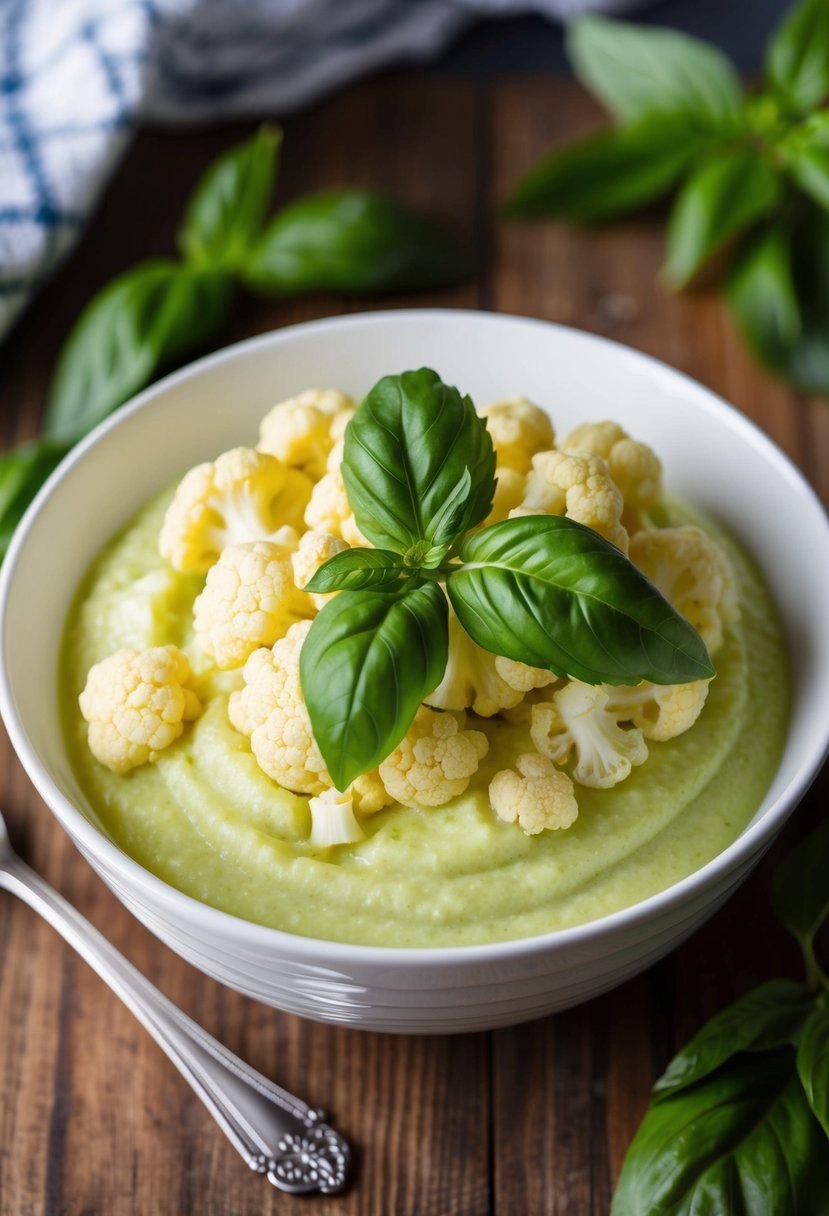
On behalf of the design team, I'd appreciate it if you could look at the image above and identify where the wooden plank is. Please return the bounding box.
[0,76,490,1216]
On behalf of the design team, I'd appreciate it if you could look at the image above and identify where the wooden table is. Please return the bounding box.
[0,75,826,1216]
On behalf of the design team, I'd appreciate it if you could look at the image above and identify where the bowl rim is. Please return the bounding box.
[2,306,828,967]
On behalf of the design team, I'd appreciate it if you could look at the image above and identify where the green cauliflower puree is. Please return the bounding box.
[61,492,789,948]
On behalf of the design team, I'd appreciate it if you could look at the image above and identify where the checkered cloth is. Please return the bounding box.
[0,0,644,341]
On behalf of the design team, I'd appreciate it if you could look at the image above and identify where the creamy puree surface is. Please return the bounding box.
[60,491,789,947]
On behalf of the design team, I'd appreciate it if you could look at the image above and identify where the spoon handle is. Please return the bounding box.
[0,851,350,1194]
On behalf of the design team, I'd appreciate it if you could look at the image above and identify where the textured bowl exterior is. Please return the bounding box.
[2,310,828,1033]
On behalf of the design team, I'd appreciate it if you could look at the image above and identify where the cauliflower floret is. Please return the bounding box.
[494,655,557,694]
[258,389,355,481]
[604,679,711,742]
[562,421,662,531]
[193,540,312,670]
[308,787,365,847]
[480,397,555,474]
[228,620,329,794]
[303,439,367,545]
[426,609,531,716]
[531,682,648,789]
[159,447,312,573]
[489,753,578,835]
[79,645,201,774]
[484,467,527,525]
[629,525,738,655]
[511,449,628,552]
[291,530,349,610]
[351,769,394,815]
[379,707,488,807]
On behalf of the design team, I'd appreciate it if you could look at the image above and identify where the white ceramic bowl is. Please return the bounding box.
[2,310,829,1034]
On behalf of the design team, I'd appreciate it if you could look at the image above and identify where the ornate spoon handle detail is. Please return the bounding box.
[0,849,350,1194]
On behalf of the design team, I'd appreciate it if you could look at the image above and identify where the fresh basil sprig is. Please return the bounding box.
[612,818,829,1214]
[301,368,713,789]
[507,0,829,393]
[0,128,466,562]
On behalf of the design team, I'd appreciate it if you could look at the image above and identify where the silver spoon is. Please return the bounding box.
[0,808,350,1195]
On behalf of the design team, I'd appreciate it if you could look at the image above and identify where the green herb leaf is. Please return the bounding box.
[0,438,71,561]
[447,515,714,685]
[653,980,816,1101]
[244,189,466,295]
[300,580,448,790]
[506,115,708,223]
[773,818,829,946]
[304,547,406,594]
[567,14,743,128]
[342,369,496,553]
[612,1051,829,1215]
[797,1004,829,1137]
[664,149,781,289]
[726,220,803,359]
[766,0,829,114]
[728,207,829,392]
[179,126,281,269]
[781,111,829,209]
[44,262,233,443]
[427,468,473,550]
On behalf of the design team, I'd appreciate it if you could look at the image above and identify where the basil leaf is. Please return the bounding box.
[300,580,448,790]
[304,548,406,593]
[342,369,496,553]
[798,1004,829,1137]
[567,14,743,128]
[0,438,71,560]
[773,818,829,945]
[447,516,714,686]
[506,115,708,223]
[766,0,829,114]
[663,149,781,289]
[612,1051,829,1216]
[727,220,803,360]
[44,262,233,443]
[782,112,829,209]
[179,126,280,270]
[653,980,816,1101]
[427,468,472,551]
[244,189,466,295]
[728,207,829,392]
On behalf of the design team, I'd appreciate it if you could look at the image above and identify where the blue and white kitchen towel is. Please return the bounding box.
[0,0,644,340]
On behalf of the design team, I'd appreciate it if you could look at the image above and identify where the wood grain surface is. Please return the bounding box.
[0,76,826,1216]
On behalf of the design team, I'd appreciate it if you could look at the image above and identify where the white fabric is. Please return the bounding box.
[0,0,644,338]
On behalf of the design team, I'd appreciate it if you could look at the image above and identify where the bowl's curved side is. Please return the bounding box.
[72,823,765,1032]
[1,309,828,1030]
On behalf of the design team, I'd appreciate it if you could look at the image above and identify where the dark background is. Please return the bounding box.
[433,0,788,75]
